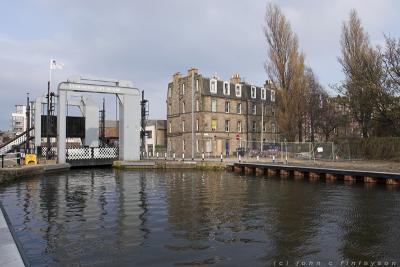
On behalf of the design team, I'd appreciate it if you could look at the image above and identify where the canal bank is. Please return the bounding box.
[0,204,25,266]
[113,159,400,185]
[231,162,400,185]
[0,163,70,185]
[113,160,228,170]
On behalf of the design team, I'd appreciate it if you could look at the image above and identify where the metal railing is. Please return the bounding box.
[1,153,22,168]
[0,127,34,155]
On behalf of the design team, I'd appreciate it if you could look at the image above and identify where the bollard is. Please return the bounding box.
[156,152,159,159]
[17,153,21,165]
[272,155,275,163]
[285,155,288,165]
[1,154,4,168]
[202,153,205,161]
[173,153,176,161]
[182,153,185,161]
[239,154,241,163]
[164,152,167,160]
[257,155,259,161]
[220,153,223,162]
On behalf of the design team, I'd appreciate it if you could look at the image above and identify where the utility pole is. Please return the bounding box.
[140,91,148,159]
[191,71,195,160]
[46,81,51,159]
[26,93,30,153]
[261,102,264,152]
[99,98,106,146]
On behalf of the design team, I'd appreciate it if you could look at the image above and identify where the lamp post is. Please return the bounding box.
[285,138,288,164]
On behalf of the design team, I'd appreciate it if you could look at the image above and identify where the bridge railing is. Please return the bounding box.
[66,147,118,161]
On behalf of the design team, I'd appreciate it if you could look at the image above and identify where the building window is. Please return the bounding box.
[272,122,276,133]
[211,99,216,112]
[196,139,200,152]
[225,120,230,132]
[196,99,200,112]
[182,139,185,151]
[223,82,230,95]
[182,102,185,113]
[261,87,266,100]
[168,104,172,115]
[169,121,172,133]
[271,90,276,102]
[182,83,185,95]
[225,101,230,113]
[211,119,217,131]
[196,79,199,92]
[182,120,185,132]
[168,87,172,98]
[263,122,267,132]
[251,86,256,99]
[210,79,217,94]
[235,84,242,97]
[237,103,242,114]
[252,104,257,115]
[196,119,199,131]
[237,121,242,132]
[252,121,257,132]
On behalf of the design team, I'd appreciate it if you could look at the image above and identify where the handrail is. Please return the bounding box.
[0,127,34,155]
[0,127,34,150]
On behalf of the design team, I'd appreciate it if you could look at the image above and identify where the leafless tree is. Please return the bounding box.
[338,9,383,138]
[264,3,306,142]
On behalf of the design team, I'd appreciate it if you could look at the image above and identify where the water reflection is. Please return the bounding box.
[0,169,399,266]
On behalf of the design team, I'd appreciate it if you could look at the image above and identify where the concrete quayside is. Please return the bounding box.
[230,162,400,185]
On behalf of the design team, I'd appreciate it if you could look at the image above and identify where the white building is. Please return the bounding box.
[145,120,167,156]
[11,105,27,135]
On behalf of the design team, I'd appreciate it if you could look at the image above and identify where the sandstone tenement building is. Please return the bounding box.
[166,68,277,157]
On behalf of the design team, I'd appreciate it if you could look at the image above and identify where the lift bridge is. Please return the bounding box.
[0,76,142,167]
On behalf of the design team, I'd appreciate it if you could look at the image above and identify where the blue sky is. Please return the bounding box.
[0,0,399,130]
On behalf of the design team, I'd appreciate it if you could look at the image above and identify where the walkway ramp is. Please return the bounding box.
[0,127,34,155]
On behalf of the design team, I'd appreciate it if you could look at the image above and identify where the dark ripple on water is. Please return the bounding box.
[0,169,400,266]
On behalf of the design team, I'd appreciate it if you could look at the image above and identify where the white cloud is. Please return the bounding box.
[0,0,399,129]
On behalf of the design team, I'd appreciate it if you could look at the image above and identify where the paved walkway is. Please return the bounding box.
[145,157,400,173]
[0,206,25,267]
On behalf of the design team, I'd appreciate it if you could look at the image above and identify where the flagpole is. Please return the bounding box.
[46,65,51,160]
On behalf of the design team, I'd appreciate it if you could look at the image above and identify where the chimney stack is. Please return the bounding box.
[173,72,182,83]
[264,79,273,89]
[188,67,198,77]
[230,73,241,84]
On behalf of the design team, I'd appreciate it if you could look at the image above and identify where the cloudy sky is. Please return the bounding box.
[1,0,399,130]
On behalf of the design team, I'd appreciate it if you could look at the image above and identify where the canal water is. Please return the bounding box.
[0,169,399,266]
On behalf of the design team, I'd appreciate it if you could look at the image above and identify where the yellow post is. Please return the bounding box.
[25,154,37,165]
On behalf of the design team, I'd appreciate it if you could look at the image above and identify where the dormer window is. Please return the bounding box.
[271,90,276,102]
[251,86,256,99]
[235,84,242,97]
[223,82,230,95]
[261,88,266,100]
[210,79,217,94]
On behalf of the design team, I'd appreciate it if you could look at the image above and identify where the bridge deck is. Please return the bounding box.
[67,158,116,167]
